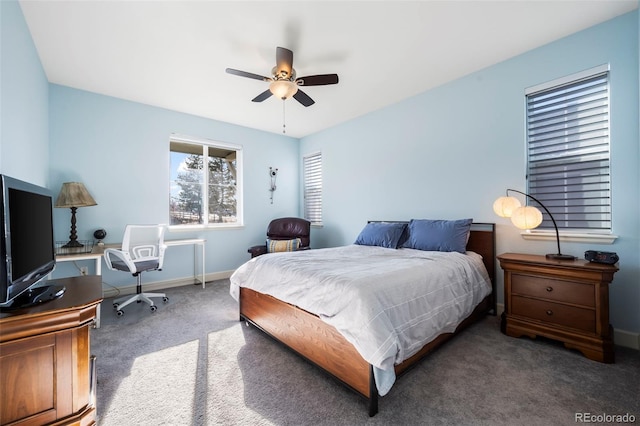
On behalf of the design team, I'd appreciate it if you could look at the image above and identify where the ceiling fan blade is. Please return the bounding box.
[276,47,294,77]
[293,89,315,107]
[296,74,339,86]
[252,90,273,103]
[226,68,270,82]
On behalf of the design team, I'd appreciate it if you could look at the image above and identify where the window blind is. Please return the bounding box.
[526,70,610,233]
[303,152,322,224]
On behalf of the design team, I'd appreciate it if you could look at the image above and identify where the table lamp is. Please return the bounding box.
[55,182,97,248]
[493,188,574,260]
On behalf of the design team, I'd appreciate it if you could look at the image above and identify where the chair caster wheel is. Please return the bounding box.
[163,297,169,303]
[116,310,124,317]
[113,303,119,310]
[150,305,158,312]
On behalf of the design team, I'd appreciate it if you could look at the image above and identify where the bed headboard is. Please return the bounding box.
[466,222,496,284]
[368,221,496,313]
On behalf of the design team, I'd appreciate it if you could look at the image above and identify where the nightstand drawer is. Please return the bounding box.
[512,274,594,307]
[512,296,595,332]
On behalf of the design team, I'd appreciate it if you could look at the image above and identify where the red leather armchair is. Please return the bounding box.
[248,217,311,258]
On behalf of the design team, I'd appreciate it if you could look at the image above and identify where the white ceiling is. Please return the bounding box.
[20,0,638,138]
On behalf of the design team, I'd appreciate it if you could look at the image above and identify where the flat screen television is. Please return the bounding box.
[0,174,65,310]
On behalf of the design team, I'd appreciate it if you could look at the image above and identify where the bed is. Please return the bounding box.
[230,220,496,416]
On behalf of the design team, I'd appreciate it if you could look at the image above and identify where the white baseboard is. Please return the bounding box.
[204,270,234,282]
[101,269,234,298]
[495,303,638,350]
[614,328,640,350]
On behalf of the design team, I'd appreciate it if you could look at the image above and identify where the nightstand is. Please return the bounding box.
[497,253,618,363]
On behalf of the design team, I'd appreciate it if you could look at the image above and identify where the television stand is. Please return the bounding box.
[0,276,102,425]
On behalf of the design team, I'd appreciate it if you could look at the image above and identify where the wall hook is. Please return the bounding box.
[269,167,278,204]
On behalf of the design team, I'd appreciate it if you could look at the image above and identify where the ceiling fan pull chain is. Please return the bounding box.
[282,99,286,134]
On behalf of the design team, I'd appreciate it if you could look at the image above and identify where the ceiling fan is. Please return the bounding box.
[225,46,339,107]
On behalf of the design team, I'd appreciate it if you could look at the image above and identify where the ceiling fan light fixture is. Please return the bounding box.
[269,80,298,100]
[227,47,337,108]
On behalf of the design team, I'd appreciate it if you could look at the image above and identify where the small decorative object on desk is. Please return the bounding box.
[93,229,107,247]
[56,240,94,255]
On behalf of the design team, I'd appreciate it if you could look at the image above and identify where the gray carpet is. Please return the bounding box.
[92,280,639,425]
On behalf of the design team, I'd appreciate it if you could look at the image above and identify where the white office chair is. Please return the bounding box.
[104,224,169,316]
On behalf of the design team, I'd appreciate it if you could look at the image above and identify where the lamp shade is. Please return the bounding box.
[492,196,521,218]
[510,206,543,230]
[269,80,298,99]
[55,182,97,208]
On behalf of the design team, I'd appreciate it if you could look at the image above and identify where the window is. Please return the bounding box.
[525,65,610,233]
[303,152,322,225]
[169,135,242,228]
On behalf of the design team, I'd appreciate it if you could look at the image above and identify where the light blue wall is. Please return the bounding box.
[0,0,49,186]
[300,11,640,335]
[48,85,300,285]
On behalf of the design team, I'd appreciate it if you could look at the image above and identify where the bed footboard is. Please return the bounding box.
[239,287,380,414]
[240,287,492,416]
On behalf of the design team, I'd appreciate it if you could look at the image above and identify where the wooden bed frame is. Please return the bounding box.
[239,222,496,416]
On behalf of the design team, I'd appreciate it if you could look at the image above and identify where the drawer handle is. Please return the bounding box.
[546,287,553,292]
[546,310,553,316]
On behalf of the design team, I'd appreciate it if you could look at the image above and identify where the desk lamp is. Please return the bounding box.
[55,182,97,248]
[493,188,574,260]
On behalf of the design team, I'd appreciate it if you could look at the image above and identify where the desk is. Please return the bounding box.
[55,238,207,288]
[55,251,103,275]
[54,251,104,328]
[164,238,206,288]
[55,238,205,327]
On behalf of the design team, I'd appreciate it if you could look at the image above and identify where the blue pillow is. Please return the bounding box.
[354,222,407,249]
[402,219,473,253]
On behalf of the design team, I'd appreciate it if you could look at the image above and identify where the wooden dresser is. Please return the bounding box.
[497,253,618,363]
[0,276,102,425]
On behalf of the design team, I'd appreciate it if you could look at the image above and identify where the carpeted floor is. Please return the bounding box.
[92,280,639,426]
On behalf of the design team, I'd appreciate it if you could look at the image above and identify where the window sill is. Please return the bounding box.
[168,224,244,232]
[520,231,618,245]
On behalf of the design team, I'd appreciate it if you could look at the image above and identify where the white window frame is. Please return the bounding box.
[303,151,322,226]
[523,64,617,244]
[169,134,243,230]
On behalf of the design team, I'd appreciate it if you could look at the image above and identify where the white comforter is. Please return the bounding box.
[229,245,491,395]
